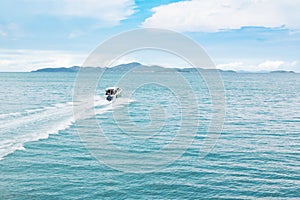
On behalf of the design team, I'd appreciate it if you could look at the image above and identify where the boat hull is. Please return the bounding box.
[105,87,122,102]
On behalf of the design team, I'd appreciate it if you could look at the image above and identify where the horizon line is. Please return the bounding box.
[0,62,298,73]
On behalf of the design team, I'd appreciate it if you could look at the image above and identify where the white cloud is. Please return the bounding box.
[2,49,297,72]
[0,23,22,38]
[217,60,299,72]
[108,49,193,68]
[33,0,136,25]
[257,60,285,71]
[68,30,85,39]
[63,0,135,22]
[0,29,7,37]
[142,0,300,32]
[217,62,244,70]
[0,49,87,72]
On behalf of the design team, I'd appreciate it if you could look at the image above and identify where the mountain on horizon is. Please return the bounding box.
[32,66,81,72]
[31,62,296,74]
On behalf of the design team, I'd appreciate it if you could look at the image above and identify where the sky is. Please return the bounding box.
[0,0,300,72]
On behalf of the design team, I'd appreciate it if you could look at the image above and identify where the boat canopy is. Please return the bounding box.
[105,87,120,95]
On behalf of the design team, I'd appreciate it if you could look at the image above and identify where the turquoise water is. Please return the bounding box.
[0,71,299,199]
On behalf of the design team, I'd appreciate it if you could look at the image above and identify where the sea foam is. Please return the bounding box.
[0,97,132,160]
[0,102,75,160]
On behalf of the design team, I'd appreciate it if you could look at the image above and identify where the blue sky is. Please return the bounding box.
[0,0,300,72]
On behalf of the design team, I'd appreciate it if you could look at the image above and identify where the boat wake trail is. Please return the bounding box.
[0,97,132,160]
[0,102,74,160]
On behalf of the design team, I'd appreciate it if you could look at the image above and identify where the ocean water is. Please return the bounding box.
[0,71,299,199]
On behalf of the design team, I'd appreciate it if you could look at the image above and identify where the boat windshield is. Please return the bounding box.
[106,90,113,95]
[106,89,116,95]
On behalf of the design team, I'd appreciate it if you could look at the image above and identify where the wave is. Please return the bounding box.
[0,97,132,160]
[0,108,44,120]
[0,112,22,119]
[0,102,75,160]
[94,96,134,114]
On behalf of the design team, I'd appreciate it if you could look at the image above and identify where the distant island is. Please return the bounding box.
[270,70,295,74]
[31,63,237,73]
[31,62,296,74]
[32,66,80,72]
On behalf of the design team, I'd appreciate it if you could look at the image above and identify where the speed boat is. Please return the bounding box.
[105,87,122,102]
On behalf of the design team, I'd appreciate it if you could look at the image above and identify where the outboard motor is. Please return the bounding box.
[106,95,113,101]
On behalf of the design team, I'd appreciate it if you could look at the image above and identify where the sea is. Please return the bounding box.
[0,70,299,199]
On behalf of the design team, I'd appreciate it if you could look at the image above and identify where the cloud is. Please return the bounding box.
[2,49,297,72]
[0,23,22,38]
[0,49,87,72]
[2,0,136,26]
[142,0,300,32]
[0,29,7,37]
[257,60,285,71]
[108,49,193,68]
[217,62,244,70]
[217,60,299,72]
[60,0,136,23]
[68,30,85,39]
